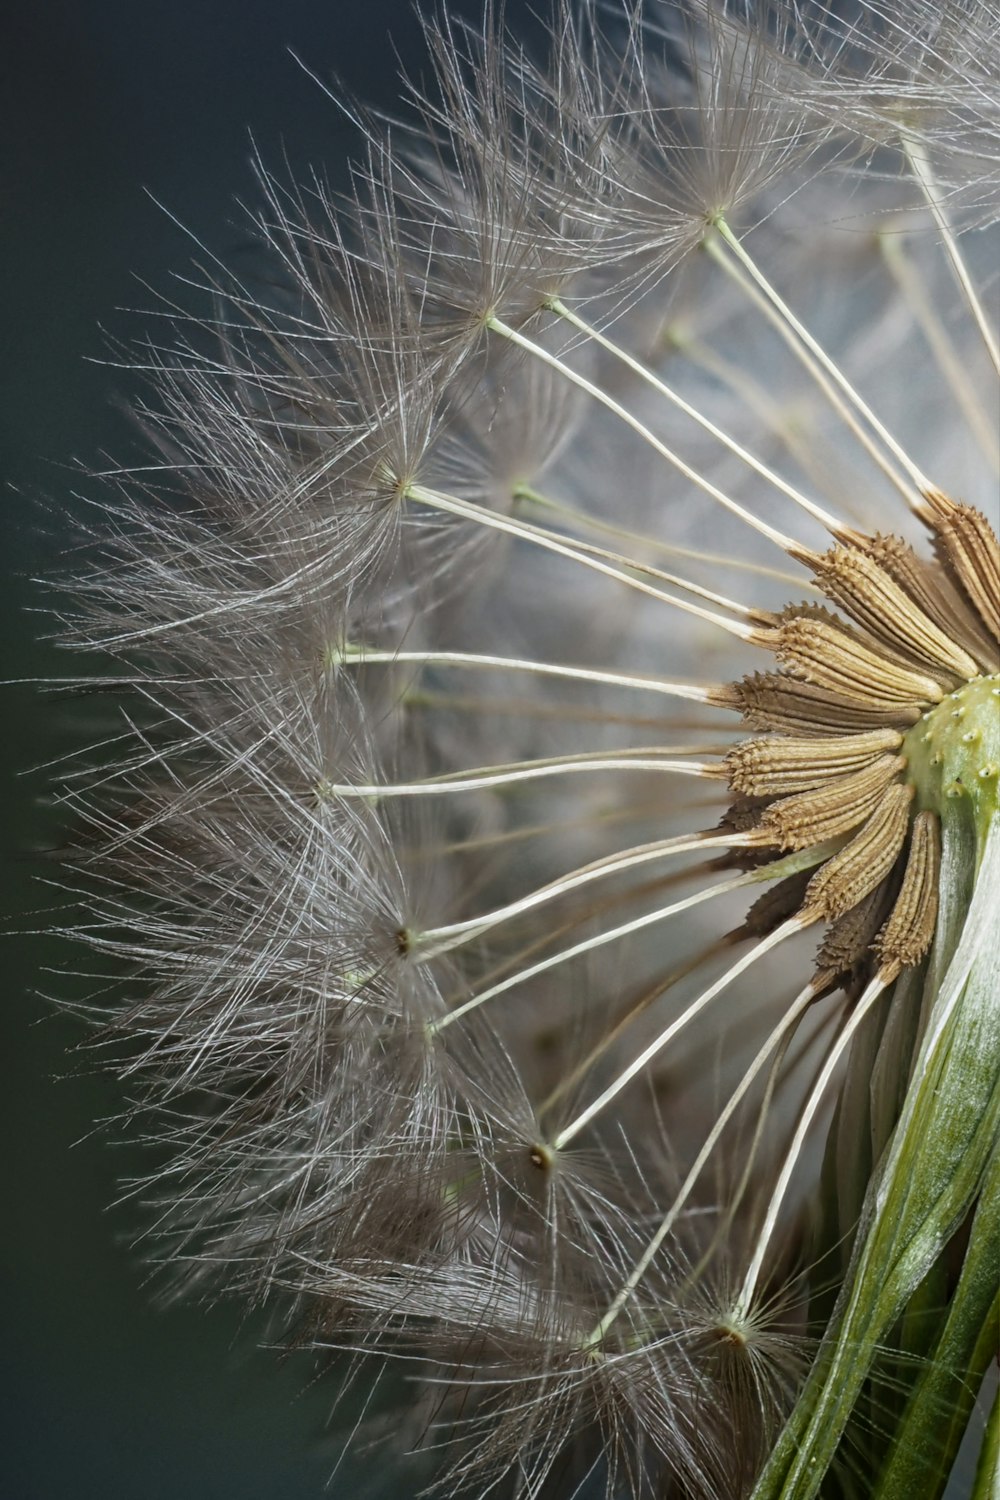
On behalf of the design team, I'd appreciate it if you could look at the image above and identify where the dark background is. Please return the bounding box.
[1,4,537,1496]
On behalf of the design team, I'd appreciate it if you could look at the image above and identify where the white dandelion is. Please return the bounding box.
[57,3,999,1497]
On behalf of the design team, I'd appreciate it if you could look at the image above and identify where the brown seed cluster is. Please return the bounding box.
[714,496,999,987]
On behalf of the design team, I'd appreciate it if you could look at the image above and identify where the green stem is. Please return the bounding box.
[752,818,1000,1500]
[872,1150,1000,1498]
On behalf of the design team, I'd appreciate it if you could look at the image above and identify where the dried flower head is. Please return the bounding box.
[55,2,999,1497]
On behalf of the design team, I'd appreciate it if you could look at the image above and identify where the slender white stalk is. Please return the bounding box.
[903,135,1000,377]
[708,224,930,510]
[671,334,881,540]
[408,483,754,640]
[685,999,843,1289]
[317,752,709,800]
[417,830,736,958]
[880,232,1000,470]
[539,937,726,1116]
[672,333,873,523]
[554,916,810,1150]
[583,978,822,1348]
[328,645,715,703]
[429,872,760,1035]
[549,297,844,532]
[421,837,835,956]
[526,524,757,619]
[734,972,889,1320]
[422,482,755,618]
[513,484,816,591]
[485,315,801,554]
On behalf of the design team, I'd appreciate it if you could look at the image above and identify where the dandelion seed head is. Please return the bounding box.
[53,1,1000,1495]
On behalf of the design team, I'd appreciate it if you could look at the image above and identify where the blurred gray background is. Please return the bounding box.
[1,3,536,1496]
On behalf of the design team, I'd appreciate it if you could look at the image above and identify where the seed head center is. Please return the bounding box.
[904,675,1000,842]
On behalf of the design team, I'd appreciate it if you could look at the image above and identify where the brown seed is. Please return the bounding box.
[815,880,896,979]
[875,811,942,979]
[725,672,921,736]
[802,783,913,921]
[763,612,945,709]
[855,531,998,675]
[923,489,1000,641]
[758,754,905,850]
[796,541,979,681]
[726,728,902,796]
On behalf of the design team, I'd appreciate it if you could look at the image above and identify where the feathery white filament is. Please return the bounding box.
[513,484,817,590]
